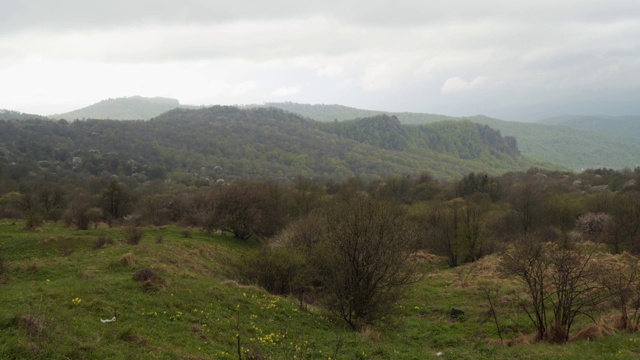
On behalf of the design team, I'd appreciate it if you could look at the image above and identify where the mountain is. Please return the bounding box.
[0,106,547,184]
[265,102,640,170]
[49,96,184,120]
[539,115,640,141]
[0,109,49,121]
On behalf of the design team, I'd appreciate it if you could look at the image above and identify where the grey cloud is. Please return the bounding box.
[3,0,640,34]
[3,0,640,119]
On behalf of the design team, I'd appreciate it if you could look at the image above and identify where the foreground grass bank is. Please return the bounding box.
[0,220,639,359]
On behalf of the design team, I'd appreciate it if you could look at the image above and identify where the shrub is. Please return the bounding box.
[500,236,606,343]
[119,253,136,267]
[132,268,166,292]
[236,245,308,295]
[124,227,145,245]
[132,268,159,282]
[24,211,43,230]
[316,196,420,331]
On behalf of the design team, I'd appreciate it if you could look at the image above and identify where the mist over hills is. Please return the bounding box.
[539,114,640,141]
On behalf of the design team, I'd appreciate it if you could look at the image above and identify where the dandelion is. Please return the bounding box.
[71,297,82,306]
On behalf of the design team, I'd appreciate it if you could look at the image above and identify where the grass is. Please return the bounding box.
[1,220,640,359]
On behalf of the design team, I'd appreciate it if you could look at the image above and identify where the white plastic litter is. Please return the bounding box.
[100,316,117,323]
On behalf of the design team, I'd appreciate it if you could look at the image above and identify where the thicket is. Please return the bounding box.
[3,166,640,340]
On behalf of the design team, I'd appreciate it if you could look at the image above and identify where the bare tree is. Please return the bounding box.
[316,196,419,330]
[501,236,605,342]
[599,254,640,330]
[501,237,549,341]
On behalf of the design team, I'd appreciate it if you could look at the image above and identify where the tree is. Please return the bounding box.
[456,172,501,201]
[506,180,544,236]
[501,236,605,342]
[316,196,419,330]
[101,181,132,220]
[422,198,486,267]
[598,253,640,331]
[206,181,286,240]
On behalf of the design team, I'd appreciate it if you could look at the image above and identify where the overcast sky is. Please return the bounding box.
[2,0,639,121]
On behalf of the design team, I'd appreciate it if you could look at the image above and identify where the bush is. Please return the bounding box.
[24,211,43,230]
[94,236,115,250]
[500,236,606,343]
[132,268,166,293]
[316,196,419,330]
[132,268,159,282]
[119,253,136,267]
[124,227,145,245]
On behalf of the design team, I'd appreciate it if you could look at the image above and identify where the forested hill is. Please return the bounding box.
[266,102,640,170]
[0,109,50,121]
[319,114,520,158]
[0,106,545,185]
[48,96,184,120]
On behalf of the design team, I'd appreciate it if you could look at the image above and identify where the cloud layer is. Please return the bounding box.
[2,1,639,120]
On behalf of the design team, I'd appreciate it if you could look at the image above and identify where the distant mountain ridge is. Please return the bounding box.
[48,96,185,120]
[0,109,50,121]
[539,114,640,141]
[265,102,640,170]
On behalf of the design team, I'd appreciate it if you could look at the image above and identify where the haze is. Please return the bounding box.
[2,0,639,121]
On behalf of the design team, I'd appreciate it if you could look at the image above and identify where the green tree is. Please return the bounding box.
[101,181,131,219]
[207,181,286,240]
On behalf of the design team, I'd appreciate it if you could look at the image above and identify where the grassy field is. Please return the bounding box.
[1,220,639,359]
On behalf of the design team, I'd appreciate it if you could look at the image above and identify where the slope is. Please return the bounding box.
[1,220,638,359]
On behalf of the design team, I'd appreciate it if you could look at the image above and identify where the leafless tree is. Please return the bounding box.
[316,196,419,330]
[501,236,605,342]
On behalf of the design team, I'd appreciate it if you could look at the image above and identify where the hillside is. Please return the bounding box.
[266,102,640,170]
[540,114,640,141]
[0,106,546,185]
[466,116,640,170]
[48,96,183,121]
[1,220,639,359]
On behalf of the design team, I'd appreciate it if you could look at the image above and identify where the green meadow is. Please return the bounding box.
[1,220,639,359]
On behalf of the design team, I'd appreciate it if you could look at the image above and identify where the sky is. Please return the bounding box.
[1,0,639,121]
